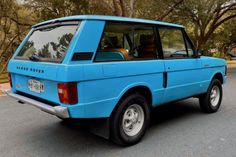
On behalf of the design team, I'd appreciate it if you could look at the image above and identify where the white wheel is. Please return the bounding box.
[110,94,150,146]
[122,104,145,137]
[199,79,222,113]
[210,85,220,107]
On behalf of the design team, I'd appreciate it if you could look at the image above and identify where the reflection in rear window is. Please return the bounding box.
[16,24,79,63]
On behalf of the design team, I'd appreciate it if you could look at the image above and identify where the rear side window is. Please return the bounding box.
[16,23,79,63]
[95,22,158,62]
[159,28,188,59]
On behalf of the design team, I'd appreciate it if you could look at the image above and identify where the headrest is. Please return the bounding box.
[140,35,155,45]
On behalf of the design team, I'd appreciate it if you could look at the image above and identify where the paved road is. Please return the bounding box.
[0,68,236,157]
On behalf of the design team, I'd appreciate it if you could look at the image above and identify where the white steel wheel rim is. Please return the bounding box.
[210,85,220,107]
[122,104,145,137]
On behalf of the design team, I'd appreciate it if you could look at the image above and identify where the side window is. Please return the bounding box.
[134,26,157,59]
[159,28,187,59]
[95,22,158,62]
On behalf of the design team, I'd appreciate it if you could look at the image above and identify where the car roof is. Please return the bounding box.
[32,15,184,28]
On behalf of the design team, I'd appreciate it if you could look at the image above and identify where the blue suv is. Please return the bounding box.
[6,15,227,146]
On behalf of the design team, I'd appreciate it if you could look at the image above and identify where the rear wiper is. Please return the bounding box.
[29,54,41,61]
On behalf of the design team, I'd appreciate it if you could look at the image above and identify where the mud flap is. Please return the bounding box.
[89,118,110,139]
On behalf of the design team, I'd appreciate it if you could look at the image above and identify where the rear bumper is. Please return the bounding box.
[5,90,70,119]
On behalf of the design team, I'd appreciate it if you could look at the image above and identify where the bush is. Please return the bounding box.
[212,52,228,59]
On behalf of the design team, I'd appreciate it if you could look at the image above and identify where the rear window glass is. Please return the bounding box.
[16,23,79,63]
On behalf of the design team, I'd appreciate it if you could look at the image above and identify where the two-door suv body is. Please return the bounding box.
[7,15,227,146]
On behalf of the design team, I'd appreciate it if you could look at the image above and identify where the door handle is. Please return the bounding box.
[163,72,168,88]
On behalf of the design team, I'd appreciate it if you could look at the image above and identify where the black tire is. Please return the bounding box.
[199,79,223,113]
[57,117,73,123]
[110,94,150,146]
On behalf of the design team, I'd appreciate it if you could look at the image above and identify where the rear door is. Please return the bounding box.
[158,27,203,103]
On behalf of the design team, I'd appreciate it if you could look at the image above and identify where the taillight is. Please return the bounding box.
[57,82,78,104]
[8,73,12,87]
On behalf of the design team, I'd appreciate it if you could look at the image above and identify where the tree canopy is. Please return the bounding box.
[0,0,236,72]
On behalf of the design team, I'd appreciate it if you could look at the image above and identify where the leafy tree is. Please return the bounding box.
[174,0,236,52]
[25,0,89,21]
[135,0,184,20]
[210,19,236,56]
[0,0,236,76]
[0,0,35,73]
[89,0,183,19]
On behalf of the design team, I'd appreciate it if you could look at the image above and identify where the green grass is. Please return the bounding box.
[227,60,236,64]
[0,73,8,84]
[0,79,8,84]
[0,63,8,84]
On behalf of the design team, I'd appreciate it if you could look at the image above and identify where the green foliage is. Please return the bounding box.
[0,73,8,83]
[212,52,225,58]
[25,0,89,21]
[212,51,232,60]
[171,0,236,52]
[227,60,236,64]
[0,0,36,74]
[0,0,236,72]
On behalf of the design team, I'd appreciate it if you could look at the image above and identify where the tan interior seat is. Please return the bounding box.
[138,35,157,59]
[104,36,131,60]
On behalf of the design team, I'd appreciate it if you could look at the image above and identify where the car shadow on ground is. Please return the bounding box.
[59,98,202,135]
[21,98,203,155]
[150,98,201,126]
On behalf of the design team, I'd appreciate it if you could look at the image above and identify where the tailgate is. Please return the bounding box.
[8,60,61,104]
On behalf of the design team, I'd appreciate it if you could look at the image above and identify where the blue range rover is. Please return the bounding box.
[6,15,227,146]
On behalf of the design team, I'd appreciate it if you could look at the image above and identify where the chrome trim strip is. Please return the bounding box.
[5,90,69,118]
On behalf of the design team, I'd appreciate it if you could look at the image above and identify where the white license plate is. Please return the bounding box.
[28,79,44,93]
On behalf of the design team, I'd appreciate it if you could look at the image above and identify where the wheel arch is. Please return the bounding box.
[111,84,153,117]
[211,72,224,84]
